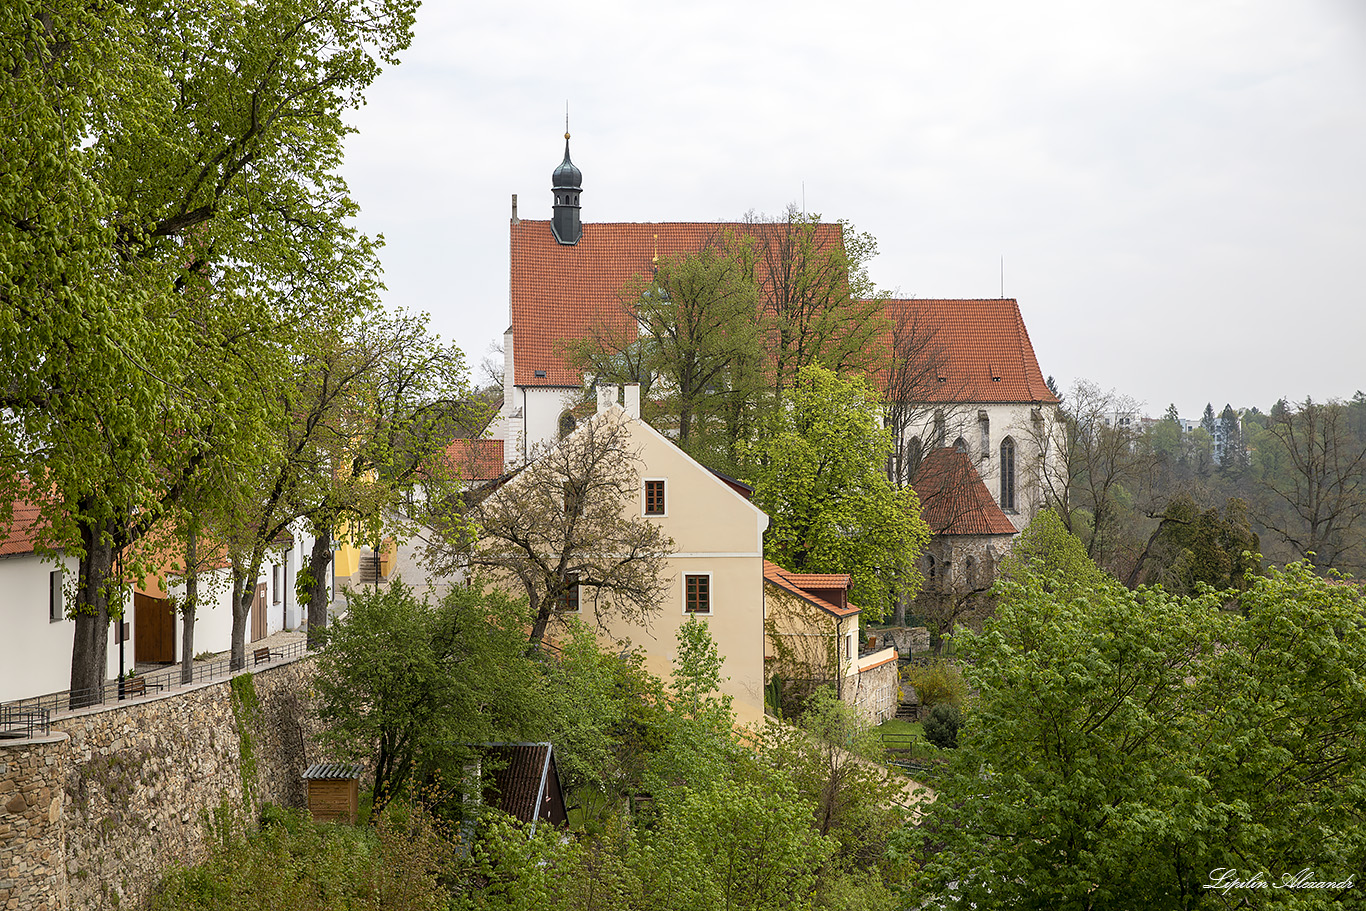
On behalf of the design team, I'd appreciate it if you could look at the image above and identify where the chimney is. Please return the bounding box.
[511,193,519,225]
[596,384,619,414]
[623,384,640,419]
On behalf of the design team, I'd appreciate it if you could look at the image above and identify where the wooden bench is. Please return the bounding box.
[253,646,274,666]
[123,676,146,697]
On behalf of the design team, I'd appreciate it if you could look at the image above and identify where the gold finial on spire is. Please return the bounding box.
[565,103,570,140]
[652,234,658,265]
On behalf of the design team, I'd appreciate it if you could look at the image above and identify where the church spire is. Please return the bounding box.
[550,129,582,245]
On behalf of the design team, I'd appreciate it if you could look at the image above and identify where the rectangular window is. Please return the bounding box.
[684,574,711,614]
[644,479,666,516]
[272,565,281,603]
[558,573,580,613]
[49,569,64,622]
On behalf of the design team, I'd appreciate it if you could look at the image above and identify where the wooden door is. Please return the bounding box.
[133,592,175,664]
[251,583,268,642]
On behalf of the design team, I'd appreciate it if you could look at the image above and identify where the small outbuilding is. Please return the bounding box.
[302,762,363,824]
[482,742,567,834]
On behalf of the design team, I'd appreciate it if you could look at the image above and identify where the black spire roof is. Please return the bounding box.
[550,132,582,245]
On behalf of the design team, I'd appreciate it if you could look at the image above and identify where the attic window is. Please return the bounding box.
[937,376,946,383]
[992,376,1002,382]
[534,370,547,378]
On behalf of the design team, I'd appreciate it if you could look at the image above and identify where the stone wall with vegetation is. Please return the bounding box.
[0,657,319,911]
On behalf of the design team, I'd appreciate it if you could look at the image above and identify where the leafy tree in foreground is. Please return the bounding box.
[313,580,535,815]
[749,363,929,618]
[921,561,1366,909]
[0,0,417,702]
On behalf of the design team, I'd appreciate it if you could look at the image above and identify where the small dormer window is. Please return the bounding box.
[534,369,547,378]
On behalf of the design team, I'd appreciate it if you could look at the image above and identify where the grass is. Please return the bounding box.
[875,718,944,774]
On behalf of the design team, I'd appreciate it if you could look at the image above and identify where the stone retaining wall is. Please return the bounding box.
[0,657,319,911]
[847,657,900,724]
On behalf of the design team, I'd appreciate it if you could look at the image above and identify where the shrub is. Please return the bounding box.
[901,660,965,708]
[923,704,961,750]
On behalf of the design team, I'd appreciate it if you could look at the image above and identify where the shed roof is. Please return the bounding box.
[1,494,47,557]
[483,742,565,832]
[302,763,364,780]
[764,561,860,619]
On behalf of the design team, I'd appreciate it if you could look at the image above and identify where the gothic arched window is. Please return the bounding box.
[1000,436,1017,511]
[558,411,577,438]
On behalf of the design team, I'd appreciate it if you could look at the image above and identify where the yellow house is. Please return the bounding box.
[485,386,772,725]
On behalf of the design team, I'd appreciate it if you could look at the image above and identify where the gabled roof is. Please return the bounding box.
[879,299,1058,405]
[509,219,842,387]
[911,448,1018,536]
[1,494,47,557]
[764,560,860,618]
[482,742,567,832]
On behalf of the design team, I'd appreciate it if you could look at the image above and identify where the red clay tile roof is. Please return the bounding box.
[911,448,1019,536]
[1,495,47,557]
[446,438,506,482]
[877,299,1058,405]
[509,219,842,387]
[764,560,860,618]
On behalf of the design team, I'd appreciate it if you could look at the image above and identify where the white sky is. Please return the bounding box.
[342,0,1366,419]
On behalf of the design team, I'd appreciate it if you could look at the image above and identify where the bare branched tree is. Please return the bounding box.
[1025,380,1153,570]
[1255,398,1366,572]
[460,411,673,650]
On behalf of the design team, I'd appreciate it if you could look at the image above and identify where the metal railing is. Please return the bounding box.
[0,639,310,737]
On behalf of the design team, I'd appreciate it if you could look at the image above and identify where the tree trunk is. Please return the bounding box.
[180,526,198,684]
[69,525,116,708]
[230,567,250,671]
[306,527,333,649]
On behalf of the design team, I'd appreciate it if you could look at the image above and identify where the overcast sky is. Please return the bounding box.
[341,0,1366,419]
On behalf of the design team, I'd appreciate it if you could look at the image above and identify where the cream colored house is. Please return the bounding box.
[502,386,772,725]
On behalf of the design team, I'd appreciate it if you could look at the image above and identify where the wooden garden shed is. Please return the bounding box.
[302,762,363,824]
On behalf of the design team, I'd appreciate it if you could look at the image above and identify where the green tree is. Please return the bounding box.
[1251,397,1366,574]
[1030,380,1152,573]
[747,207,889,400]
[1125,495,1260,592]
[568,237,764,469]
[0,0,417,702]
[313,580,534,815]
[749,364,929,618]
[1000,508,1109,592]
[921,561,1366,908]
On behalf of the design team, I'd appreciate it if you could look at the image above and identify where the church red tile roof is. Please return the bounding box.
[911,448,1019,536]
[763,560,860,618]
[878,299,1058,405]
[509,219,843,387]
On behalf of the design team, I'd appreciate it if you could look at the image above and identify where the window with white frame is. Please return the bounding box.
[684,573,711,614]
[558,573,580,612]
[644,479,666,516]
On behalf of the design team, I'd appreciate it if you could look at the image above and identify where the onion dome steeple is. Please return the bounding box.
[551,132,582,245]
